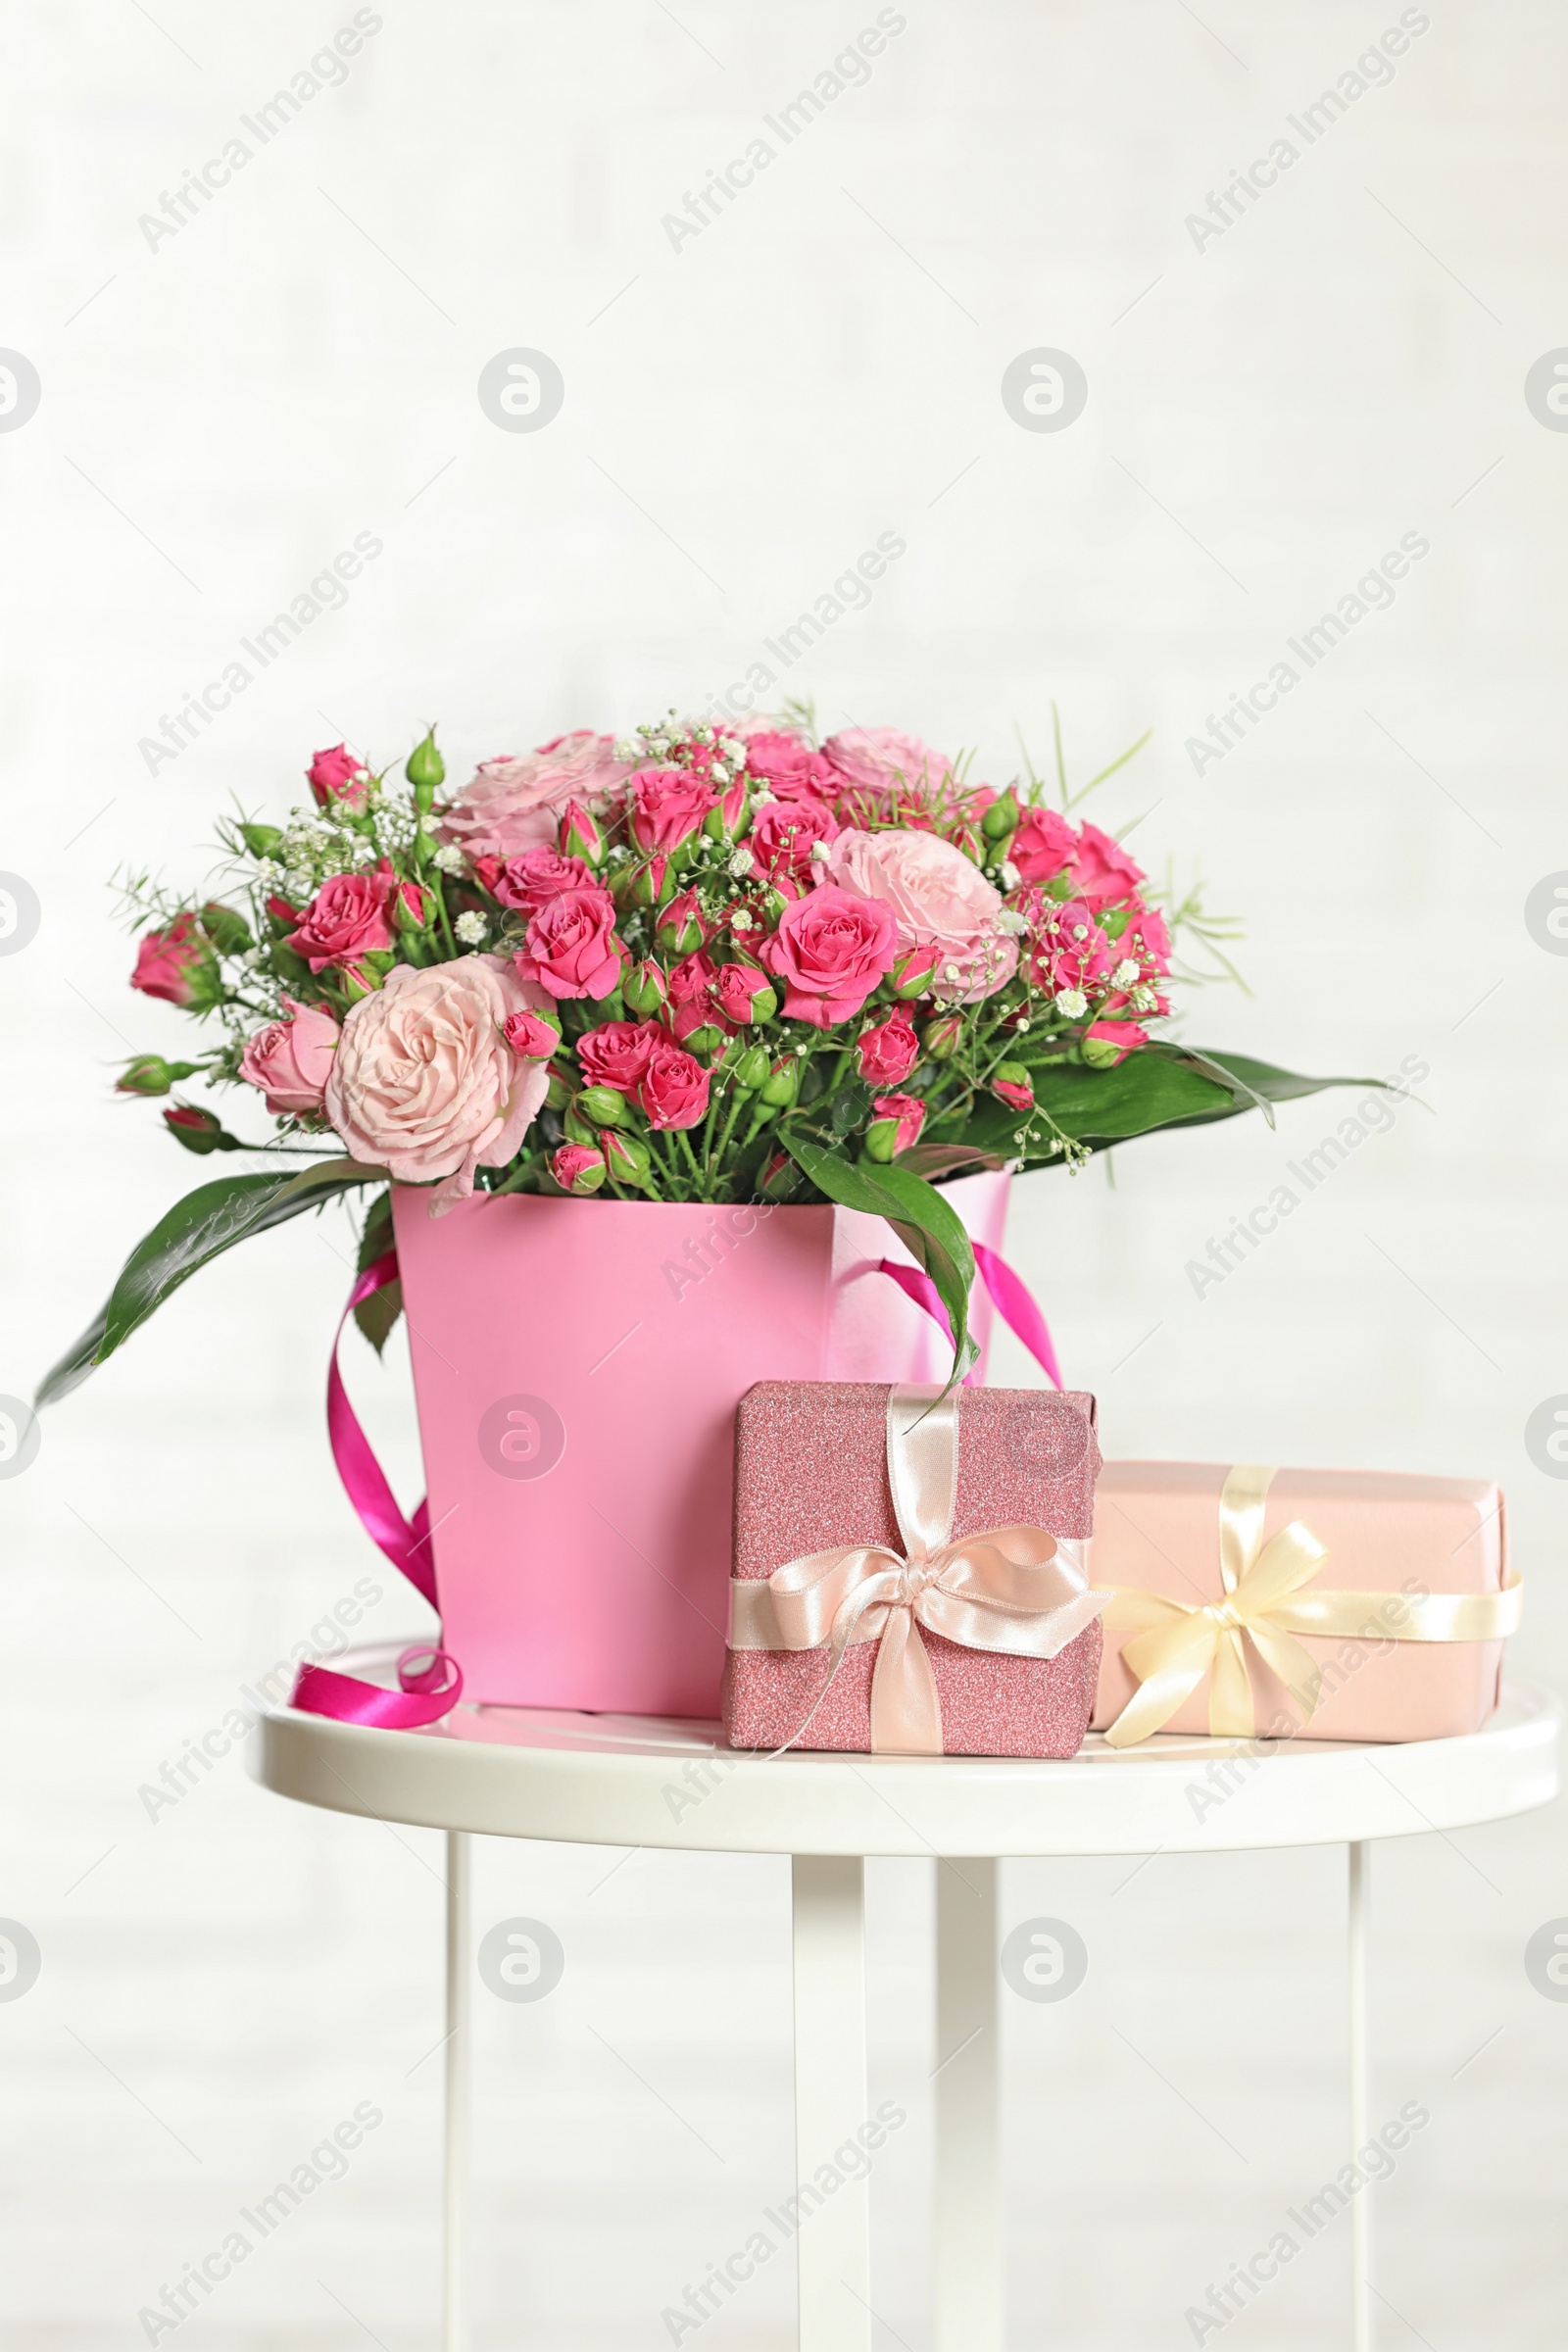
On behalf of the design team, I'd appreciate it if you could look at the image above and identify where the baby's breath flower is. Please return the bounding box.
[1054,987,1088,1018]
[1000,859,1020,891]
[1112,957,1141,987]
[432,843,466,875]
[455,910,487,945]
[996,907,1028,936]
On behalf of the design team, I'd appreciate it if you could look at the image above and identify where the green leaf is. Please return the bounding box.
[35,1160,383,1406]
[780,1131,977,1384]
[353,1189,402,1355]
[962,1046,1379,1160]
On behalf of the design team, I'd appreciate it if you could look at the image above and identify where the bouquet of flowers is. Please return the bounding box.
[40,708,1352,1400]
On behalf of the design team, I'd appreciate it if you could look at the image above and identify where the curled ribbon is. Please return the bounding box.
[1096,1464,1525,1747]
[728,1384,1106,1754]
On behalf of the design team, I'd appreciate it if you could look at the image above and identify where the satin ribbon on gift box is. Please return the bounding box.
[728,1382,1106,1755]
[1094,1462,1525,1747]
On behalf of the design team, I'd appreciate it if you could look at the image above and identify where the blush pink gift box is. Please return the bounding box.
[390,1173,1008,1716]
[1089,1460,1515,1744]
[723,1381,1104,1756]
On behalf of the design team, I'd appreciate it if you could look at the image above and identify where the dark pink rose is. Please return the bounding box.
[501,1009,562,1060]
[514,886,626,1001]
[577,1020,661,1091]
[992,1077,1034,1112]
[627,766,717,853]
[285,872,396,973]
[131,912,211,1005]
[239,998,340,1114]
[486,849,590,914]
[1120,900,1172,974]
[1071,821,1145,910]
[710,963,777,1025]
[307,743,369,811]
[857,1010,919,1086]
[760,884,899,1028]
[1009,806,1077,884]
[1017,894,1114,1001]
[749,799,840,883]
[742,728,835,801]
[867,1093,926,1155]
[636,1041,710,1130]
[666,951,718,1008]
[1082,1018,1150,1067]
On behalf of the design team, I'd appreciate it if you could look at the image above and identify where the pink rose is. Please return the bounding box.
[131,912,211,1006]
[441,734,634,858]
[992,1077,1034,1112]
[748,799,840,883]
[324,955,550,1200]
[867,1093,926,1155]
[1120,900,1171,975]
[1009,806,1077,885]
[307,744,369,811]
[857,1009,919,1086]
[285,872,396,972]
[760,884,899,1028]
[820,829,1018,1003]
[1018,895,1114,999]
[514,886,626,1001]
[1083,1018,1150,1067]
[239,998,340,1114]
[484,849,590,914]
[627,766,717,853]
[822,727,953,811]
[552,1143,607,1195]
[577,1020,660,1091]
[636,1042,710,1130]
[501,1009,562,1059]
[741,728,836,800]
[710,963,776,1025]
[1071,821,1145,911]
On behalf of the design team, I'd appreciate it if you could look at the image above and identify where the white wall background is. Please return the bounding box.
[3,2,1566,2345]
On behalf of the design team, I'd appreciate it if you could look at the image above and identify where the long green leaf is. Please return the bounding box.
[36,1161,382,1405]
[781,1132,977,1381]
[962,1047,1377,1159]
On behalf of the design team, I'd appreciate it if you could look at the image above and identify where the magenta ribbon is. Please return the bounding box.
[289,1250,464,1729]
[877,1242,1064,1390]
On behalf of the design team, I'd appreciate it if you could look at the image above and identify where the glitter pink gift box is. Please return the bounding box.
[722,1380,1104,1757]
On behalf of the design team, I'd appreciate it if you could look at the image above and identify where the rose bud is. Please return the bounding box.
[544,1058,575,1109]
[130,912,220,1009]
[265,893,302,929]
[991,1061,1035,1112]
[656,890,708,956]
[702,774,751,841]
[622,959,668,1017]
[1082,1018,1149,1068]
[601,1129,654,1187]
[711,963,777,1026]
[729,1043,771,1090]
[116,1054,199,1098]
[405,728,445,808]
[863,1093,927,1162]
[502,1008,563,1059]
[575,1084,630,1128]
[163,1103,237,1155]
[680,1022,727,1062]
[238,821,284,859]
[981,790,1021,841]
[759,1054,800,1107]
[891,944,941,1000]
[921,1011,963,1060]
[759,1150,800,1200]
[552,1143,607,1195]
[628,854,673,909]
[856,1010,919,1087]
[560,800,605,866]
[308,743,371,811]
[392,877,430,931]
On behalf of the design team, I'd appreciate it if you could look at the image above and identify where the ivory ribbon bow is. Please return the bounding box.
[1096,1464,1524,1746]
[727,1384,1107,1755]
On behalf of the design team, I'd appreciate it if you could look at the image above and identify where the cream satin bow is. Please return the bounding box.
[1096,1463,1524,1746]
[728,1385,1106,1755]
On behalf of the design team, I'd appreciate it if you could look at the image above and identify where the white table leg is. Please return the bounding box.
[935,1858,1001,2352]
[791,1856,870,2352]
[445,1829,471,2352]
[1348,1840,1370,2352]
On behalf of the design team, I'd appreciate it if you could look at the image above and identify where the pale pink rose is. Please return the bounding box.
[821,727,953,810]
[324,955,551,1202]
[239,998,340,1114]
[821,829,1018,1003]
[440,733,635,858]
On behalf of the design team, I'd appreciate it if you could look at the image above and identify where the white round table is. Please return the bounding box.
[255,1652,1560,2352]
